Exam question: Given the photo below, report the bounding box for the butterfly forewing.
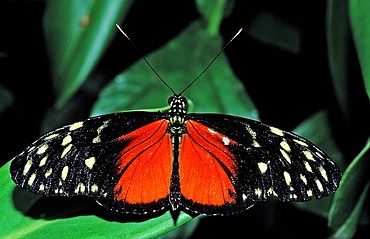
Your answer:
[188,114,341,206]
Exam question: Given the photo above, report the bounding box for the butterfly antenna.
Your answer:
[116,24,176,95]
[179,28,243,95]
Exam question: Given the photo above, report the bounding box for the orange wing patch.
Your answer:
[179,120,239,206]
[113,119,172,204]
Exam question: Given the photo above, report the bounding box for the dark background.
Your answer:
[0,1,368,238]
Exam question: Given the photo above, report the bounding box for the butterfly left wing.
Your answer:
[179,114,341,215]
[10,112,173,214]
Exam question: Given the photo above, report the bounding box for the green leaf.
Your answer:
[91,20,258,120]
[0,161,194,239]
[290,111,346,217]
[195,0,232,35]
[349,0,370,99]
[328,139,370,238]
[43,0,134,108]
[326,0,353,119]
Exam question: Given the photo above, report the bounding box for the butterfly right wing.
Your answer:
[183,114,341,214]
[10,112,173,214]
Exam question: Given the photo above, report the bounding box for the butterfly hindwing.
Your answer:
[187,114,341,209]
[10,112,171,214]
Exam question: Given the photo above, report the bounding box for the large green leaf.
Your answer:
[91,21,258,120]
[328,139,370,238]
[0,161,194,239]
[43,0,133,108]
[326,0,353,118]
[349,0,370,98]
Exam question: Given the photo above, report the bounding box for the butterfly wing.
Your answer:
[179,114,341,215]
[10,112,173,214]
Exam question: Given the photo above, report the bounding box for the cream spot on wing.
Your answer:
[45,168,53,178]
[283,171,292,186]
[61,135,72,146]
[23,160,32,175]
[315,179,324,192]
[61,166,69,180]
[270,127,284,136]
[255,188,263,197]
[245,124,257,139]
[69,121,84,131]
[304,161,313,172]
[258,162,268,174]
[293,139,308,147]
[303,150,315,161]
[319,165,329,181]
[300,174,307,185]
[93,120,111,143]
[44,133,59,141]
[280,149,291,164]
[91,184,99,193]
[36,144,49,155]
[61,144,73,158]
[252,140,261,147]
[85,157,96,169]
[242,193,248,201]
[27,173,37,186]
[280,140,291,152]
[75,183,86,193]
[39,156,48,167]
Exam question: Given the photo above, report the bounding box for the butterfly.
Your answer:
[10,26,341,216]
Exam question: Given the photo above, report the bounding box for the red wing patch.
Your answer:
[179,120,240,206]
[113,119,172,204]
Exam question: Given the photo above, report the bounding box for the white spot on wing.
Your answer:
[222,137,230,146]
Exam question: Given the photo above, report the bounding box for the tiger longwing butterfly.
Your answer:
[10,26,341,216]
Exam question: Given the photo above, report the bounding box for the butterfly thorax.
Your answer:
[167,95,187,135]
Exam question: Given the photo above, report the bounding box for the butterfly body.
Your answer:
[11,95,341,216]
